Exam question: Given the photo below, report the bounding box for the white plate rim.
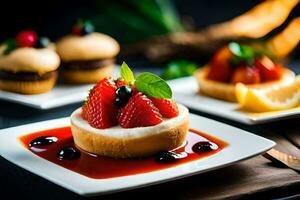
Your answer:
[0,66,120,110]
[0,114,275,196]
[168,76,300,124]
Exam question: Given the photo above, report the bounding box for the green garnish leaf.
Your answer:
[161,60,198,80]
[120,62,135,83]
[229,42,254,58]
[135,72,172,98]
[3,38,16,55]
[229,42,255,66]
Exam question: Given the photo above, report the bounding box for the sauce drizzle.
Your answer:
[20,127,228,179]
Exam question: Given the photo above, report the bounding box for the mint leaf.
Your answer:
[120,62,135,83]
[135,72,172,98]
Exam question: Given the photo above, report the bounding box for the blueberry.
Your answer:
[115,86,133,107]
[155,151,178,163]
[81,21,94,35]
[35,37,50,48]
[57,147,80,160]
[115,97,125,107]
[116,86,132,98]
[192,141,218,153]
[29,136,58,147]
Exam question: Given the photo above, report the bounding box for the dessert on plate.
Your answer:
[0,30,60,94]
[71,62,189,158]
[56,20,120,84]
[194,42,295,102]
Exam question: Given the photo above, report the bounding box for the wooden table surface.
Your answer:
[0,63,300,200]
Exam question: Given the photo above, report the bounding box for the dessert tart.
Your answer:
[71,63,189,158]
[0,30,60,94]
[56,20,120,84]
[195,42,295,102]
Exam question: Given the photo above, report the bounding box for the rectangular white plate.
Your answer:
[169,77,300,124]
[0,114,275,196]
[0,66,120,110]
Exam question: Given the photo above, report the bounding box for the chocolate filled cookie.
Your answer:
[56,21,120,84]
[0,30,60,94]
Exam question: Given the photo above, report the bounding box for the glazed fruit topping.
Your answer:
[3,30,50,55]
[82,62,179,129]
[57,147,80,160]
[117,92,163,128]
[155,151,187,163]
[255,56,283,82]
[192,141,218,153]
[207,42,283,84]
[115,85,133,108]
[35,37,50,49]
[207,46,233,82]
[16,30,38,47]
[150,98,179,118]
[155,151,178,163]
[72,20,95,36]
[82,78,118,129]
[29,136,58,147]
[231,65,260,84]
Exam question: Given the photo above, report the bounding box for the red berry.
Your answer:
[207,46,233,82]
[72,25,82,36]
[82,78,118,129]
[16,30,38,47]
[255,56,283,82]
[150,98,179,118]
[131,84,138,94]
[117,93,163,128]
[231,66,261,84]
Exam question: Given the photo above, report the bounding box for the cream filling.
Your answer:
[71,104,189,139]
[56,33,120,61]
[0,46,60,74]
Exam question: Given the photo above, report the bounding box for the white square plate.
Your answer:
[0,114,275,196]
[169,77,300,124]
[0,66,120,110]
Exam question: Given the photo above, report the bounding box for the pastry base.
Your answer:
[71,114,189,158]
[195,66,296,102]
[0,73,57,94]
[59,64,114,84]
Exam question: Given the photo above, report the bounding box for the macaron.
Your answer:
[0,30,60,94]
[56,20,120,84]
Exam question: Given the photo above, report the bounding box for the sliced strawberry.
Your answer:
[149,98,179,118]
[255,56,283,81]
[118,93,163,128]
[231,65,261,84]
[207,46,233,82]
[82,78,118,129]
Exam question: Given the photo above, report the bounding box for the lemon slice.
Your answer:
[236,77,300,112]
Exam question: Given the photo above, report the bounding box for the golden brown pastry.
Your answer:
[0,30,60,94]
[56,21,120,84]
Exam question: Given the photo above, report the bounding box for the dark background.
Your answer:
[1,0,299,58]
[1,0,299,40]
[2,0,259,40]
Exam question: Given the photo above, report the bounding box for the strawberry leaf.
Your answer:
[135,72,172,98]
[120,62,135,83]
[3,38,16,55]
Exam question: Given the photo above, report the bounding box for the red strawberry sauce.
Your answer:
[19,127,228,179]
